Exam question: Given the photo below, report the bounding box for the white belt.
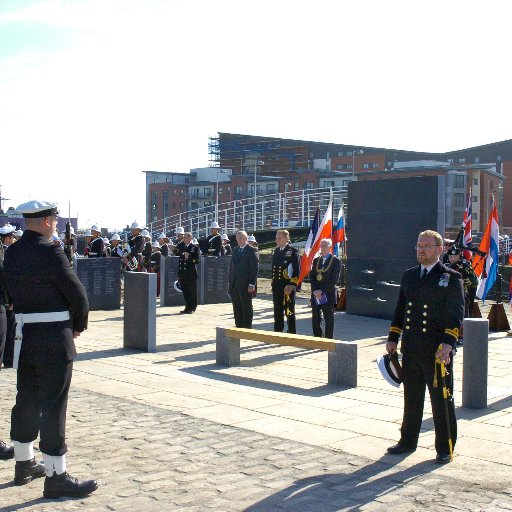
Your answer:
[13,311,71,370]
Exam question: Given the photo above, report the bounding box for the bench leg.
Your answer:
[328,344,357,388]
[216,327,240,366]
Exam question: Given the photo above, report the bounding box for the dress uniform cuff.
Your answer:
[289,277,298,285]
[444,328,460,346]
[388,327,401,343]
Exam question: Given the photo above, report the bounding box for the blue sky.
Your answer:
[1,0,511,230]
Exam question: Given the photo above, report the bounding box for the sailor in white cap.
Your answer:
[247,234,259,252]
[102,237,111,257]
[157,232,170,257]
[0,224,16,254]
[169,227,185,255]
[204,221,223,256]
[140,230,152,271]
[221,233,232,256]
[124,222,144,271]
[87,224,104,258]
[3,200,97,498]
[109,233,123,258]
[13,229,24,241]
[150,242,163,288]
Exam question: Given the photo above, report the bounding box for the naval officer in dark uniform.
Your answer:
[228,231,259,328]
[4,200,97,497]
[309,238,341,339]
[177,232,200,314]
[87,225,104,257]
[386,229,464,464]
[0,256,14,460]
[271,230,300,334]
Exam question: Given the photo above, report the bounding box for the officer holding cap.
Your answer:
[4,200,97,498]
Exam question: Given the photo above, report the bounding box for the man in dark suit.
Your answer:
[271,230,300,334]
[4,200,97,498]
[177,232,200,314]
[386,229,464,464]
[309,239,341,338]
[228,230,259,328]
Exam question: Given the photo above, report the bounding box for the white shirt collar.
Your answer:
[421,260,438,274]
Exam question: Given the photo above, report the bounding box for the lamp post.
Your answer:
[352,149,364,180]
[215,169,227,222]
[253,160,264,231]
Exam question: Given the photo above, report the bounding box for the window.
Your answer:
[235,186,243,196]
[173,189,176,195]
[447,158,454,164]
[305,182,314,189]
[372,163,379,169]
[204,188,211,197]
[362,163,370,169]
[342,180,350,187]
[473,196,478,202]
[337,151,345,157]
[497,155,502,161]
[191,202,198,209]
[474,157,480,163]
[323,181,335,188]
[473,178,479,185]
[458,158,466,164]
[180,189,184,195]
[218,187,223,195]
[473,213,478,220]
[453,193,465,207]
[453,175,465,188]
[266,184,276,194]
[191,188,199,198]
[294,183,299,191]
[453,211,463,225]
[250,185,261,194]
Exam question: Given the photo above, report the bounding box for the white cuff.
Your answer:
[42,453,67,477]
[13,441,34,462]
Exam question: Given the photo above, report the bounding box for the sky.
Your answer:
[1,0,511,231]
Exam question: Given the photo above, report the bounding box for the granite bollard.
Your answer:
[123,272,157,352]
[462,318,489,409]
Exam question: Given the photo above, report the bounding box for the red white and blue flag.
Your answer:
[462,188,472,261]
[474,197,499,301]
[332,201,346,257]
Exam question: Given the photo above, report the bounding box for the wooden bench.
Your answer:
[216,327,357,387]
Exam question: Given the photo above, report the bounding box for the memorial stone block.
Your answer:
[199,256,231,304]
[75,258,122,311]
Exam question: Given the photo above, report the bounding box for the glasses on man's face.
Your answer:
[415,244,440,250]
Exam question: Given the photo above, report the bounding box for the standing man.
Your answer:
[177,232,200,314]
[228,231,259,328]
[309,239,341,338]
[271,230,300,334]
[221,234,232,256]
[170,227,185,255]
[4,200,97,497]
[204,221,223,256]
[386,230,464,464]
[158,233,171,257]
[0,255,14,459]
[0,224,16,368]
[123,221,145,271]
[87,225,104,257]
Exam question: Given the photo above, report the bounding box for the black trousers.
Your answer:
[311,302,335,338]
[399,351,457,454]
[0,304,6,366]
[181,278,197,311]
[11,338,73,456]
[230,287,253,328]
[272,286,296,334]
[2,308,15,366]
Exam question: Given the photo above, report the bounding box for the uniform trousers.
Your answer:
[311,302,335,338]
[11,337,73,456]
[400,350,457,454]
[230,288,253,328]
[272,286,296,334]
[2,308,15,366]
[0,304,6,364]
[181,278,197,312]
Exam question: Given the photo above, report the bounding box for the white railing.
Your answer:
[148,186,348,239]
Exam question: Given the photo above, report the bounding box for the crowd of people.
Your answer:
[0,199,507,501]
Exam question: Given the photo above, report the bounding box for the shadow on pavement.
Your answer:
[243,456,438,512]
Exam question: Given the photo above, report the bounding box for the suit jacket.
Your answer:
[388,261,464,354]
[4,230,89,361]
[309,254,341,305]
[229,245,258,292]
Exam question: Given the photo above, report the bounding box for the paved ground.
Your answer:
[0,293,511,511]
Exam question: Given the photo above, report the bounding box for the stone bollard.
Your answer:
[123,272,157,352]
[462,318,489,409]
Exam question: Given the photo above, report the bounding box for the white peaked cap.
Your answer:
[152,241,160,248]
[221,234,229,240]
[91,224,100,232]
[111,233,121,241]
[131,221,142,229]
[141,229,150,237]
[210,221,220,229]
[248,235,256,242]
[175,227,185,234]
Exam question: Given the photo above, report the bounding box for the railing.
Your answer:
[148,186,348,239]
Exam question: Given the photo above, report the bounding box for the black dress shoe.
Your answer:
[43,472,98,499]
[435,452,451,464]
[14,458,46,485]
[387,443,415,454]
[0,441,14,460]
[179,309,188,314]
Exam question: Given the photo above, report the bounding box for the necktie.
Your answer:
[421,268,428,280]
